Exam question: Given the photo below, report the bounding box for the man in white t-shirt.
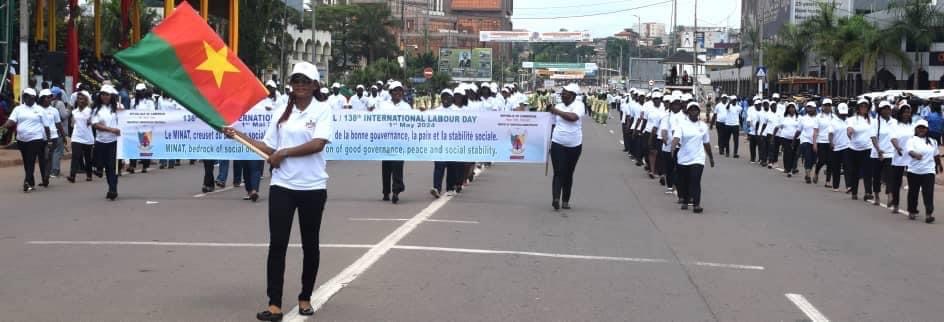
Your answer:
[377,81,411,204]
[723,95,743,158]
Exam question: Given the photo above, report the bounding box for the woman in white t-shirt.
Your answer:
[68,91,95,183]
[905,120,941,223]
[548,83,585,211]
[91,85,123,200]
[798,102,819,183]
[672,102,715,214]
[774,103,800,177]
[828,103,851,192]
[1,88,50,192]
[887,104,915,213]
[224,62,332,321]
[865,101,897,205]
[845,99,874,200]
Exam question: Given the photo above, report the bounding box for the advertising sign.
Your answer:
[438,48,493,82]
[480,30,592,43]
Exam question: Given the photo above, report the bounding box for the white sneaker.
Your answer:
[665,188,674,194]
[445,190,456,196]
[430,188,441,198]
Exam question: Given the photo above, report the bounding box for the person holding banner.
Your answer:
[2,88,50,192]
[377,81,411,204]
[91,85,123,201]
[222,62,331,321]
[431,89,456,198]
[549,83,586,211]
[126,84,155,174]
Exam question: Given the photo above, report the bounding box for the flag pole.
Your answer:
[230,133,271,160]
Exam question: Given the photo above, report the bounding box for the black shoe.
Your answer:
[552,200,560,210]
[392,193,399,204]
[430,188,441,199]
[159,165,166,169]
[804,176,811,184]
[909,213,918,220]
[926,216,935,224]
[40,179,49,187]
[681,204,689,210]
[202,186,213,193]
[851,194,858,200]
[863,194,873,201]
[67,176,76,183]
[659,177,666,186]
[256,310,283,321]
[106,191,117,201]
[787,173,792,178]
[142,168,148,173]
[298,306,314,316]
[382,194,390,201]
[561,202,571,210]
[86,176,93,182]
[250,193,259,203]
[127,168,135,174]
[215,181,225,188]
[733,155,740,159]
[94,170,103,178]
[693,207,704,214]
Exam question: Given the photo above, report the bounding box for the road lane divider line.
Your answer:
[785,293,829,322]
[26,241,374,248]
[688,261,765,271]
[392,245,670,264]
[348,218,479,224]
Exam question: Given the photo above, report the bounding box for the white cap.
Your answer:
[878,101,892,109]
[135,83,147,91]
[356,85,365,90]
[370,85,378,90]
[900,102,912,109]
[822,98,833,105]
[22,88,36,96]
[687,102,701,110]
[78,90,93,102]
[100,85,118,95]
[837,103,849,114]
[915,119,929,129]
[289,62,320,81]
[265,80,277,88]
[786,102,797,107]
[772,93,781,99]
[39,89,53,97]
[805,101,817,107]
[388,81,404,91]
[563,83,581,94]
[666,95,680,103]
[753,99,761,105]
[440,89,453,96]
[856,98,870,106]
[331,82,341,89]
[500,87,510,93]
[651,91,663,99]
[319,88,329,94]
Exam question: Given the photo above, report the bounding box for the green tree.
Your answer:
[309,4,399,74]
[237,0,293,76]
[763,23,811,75]
[840,16,911,85]
[886,0,944,89]
[77,0,161,56]
[805,1,842,85]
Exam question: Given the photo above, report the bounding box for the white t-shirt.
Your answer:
[158,97,181,110]
[846,116,873,151]
[764,111,781,136]
[829,117,851,151]
[815,114,833,144]
[870,117,897,159]
[328,94,345,111]
[131,98,156,110]
[256,97,279,111]
[92,107,120,144]
[9,104,49,142]
[262,101,333,190]
[724,104,742,126]
[350,95,369,111]
[71,107,95,145]
[42,107,62,139]
[712,103,728,123]
[674,118,710,166]
[648,107,668,136]
[906,136,939,175]
[661,111,685,152]
[891,122,915,166]
[378,100,413,111]
[798,115,818,144]
[551,101,585,148]
[777,116,798,139]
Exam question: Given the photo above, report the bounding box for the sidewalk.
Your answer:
[0,147,71,168]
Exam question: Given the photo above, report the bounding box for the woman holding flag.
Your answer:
[224,62,332,321]
[548,83,585,210]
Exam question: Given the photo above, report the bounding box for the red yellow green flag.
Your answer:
[114,2,267,129]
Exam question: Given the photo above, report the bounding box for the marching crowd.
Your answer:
[615,88,943,223]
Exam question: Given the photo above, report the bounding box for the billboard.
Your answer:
[479,30,592,43]
[438,48,493,82]
[451,0,502,11]
[522,62,598,70]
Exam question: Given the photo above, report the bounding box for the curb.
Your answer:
[0,153,72,168]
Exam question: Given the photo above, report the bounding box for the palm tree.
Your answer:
[763,23,811,76]
[840,16,911,87]
[886,0,944,89]
[805,1,842,91]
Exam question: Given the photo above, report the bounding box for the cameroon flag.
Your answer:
[115,2,267,129]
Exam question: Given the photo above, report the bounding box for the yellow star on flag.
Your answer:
[195,41,239,88]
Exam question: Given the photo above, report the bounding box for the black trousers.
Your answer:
[69,142,94,178]
[433,161,462,192]
[266,186,327,308]
[829,149,848,189]
[94,141,118,193]
[845,149,870,196]
[800,142,815,170]
[759,135,771,163]
[660,151,676,189]
[622,123,632,152]
[864,157,890,195]
[677,164,705,206]
[727,125,740,156]
[768,136,781,163]
[381,160,405,195]
[748,135,759,162]
[906,173,934,215]
[550,143,582,202]
[778,137,797,171]
[814,143,831,175]
[17,139,47,187]
[202,160,216,188]
[128,159,151,170]
[887,165,906,208]
[716,122,728,154]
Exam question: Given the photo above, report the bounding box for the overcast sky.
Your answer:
[511,0,742,38]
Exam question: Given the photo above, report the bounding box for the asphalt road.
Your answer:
[1,113,943,321]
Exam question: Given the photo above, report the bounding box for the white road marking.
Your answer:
[193,186,234,198]
[146,201,159,205]
[26,241,764,271]
[348,218,479,224]
[786,293,830,322]
[609,129,615,134]
[283,195,456,321]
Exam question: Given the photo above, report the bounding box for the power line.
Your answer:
[512,0,673,20]
[515,0,634,10]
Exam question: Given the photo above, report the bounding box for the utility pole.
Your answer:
[757,0,765,97]
[693,0,698,100]
[19,0,28,91]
